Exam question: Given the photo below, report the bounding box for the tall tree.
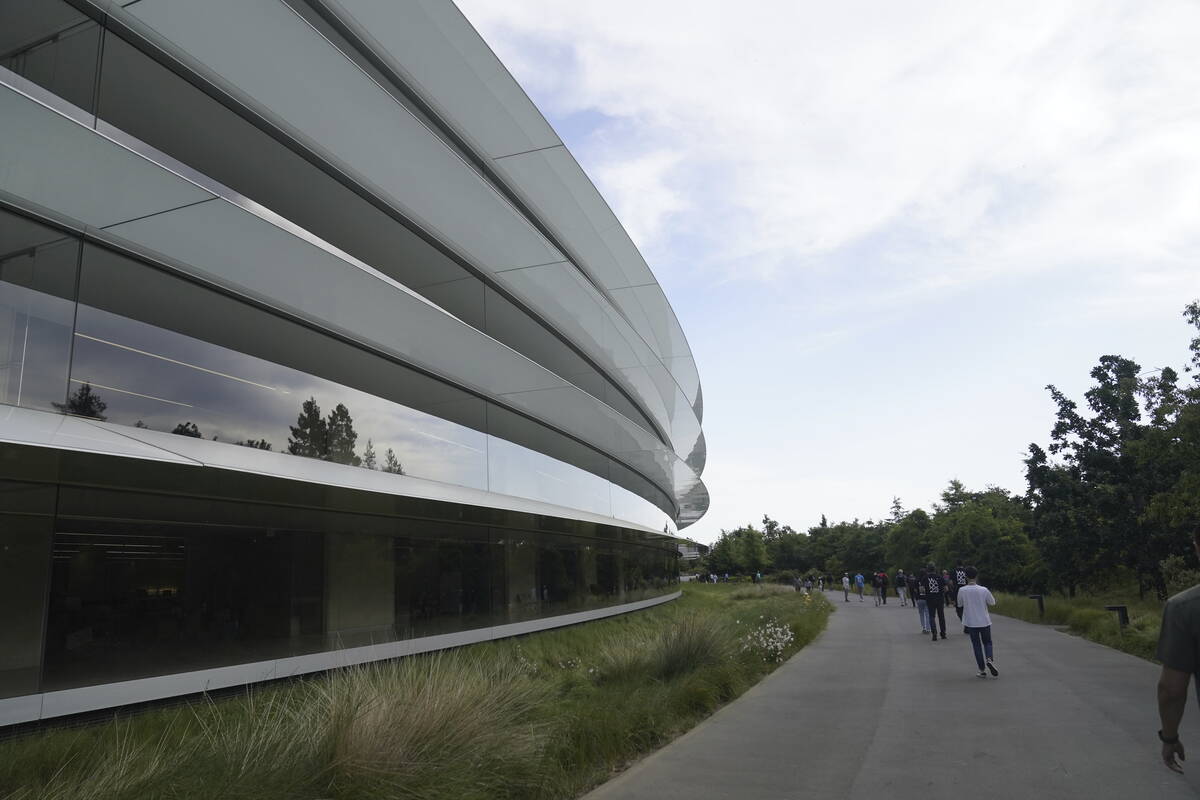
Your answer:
[383,448,404,475]
[53,383,107,420]
[325,403,360,466]
[362,438,377,470]
[288,397,328,458]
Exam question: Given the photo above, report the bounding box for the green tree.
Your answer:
[325,403,360,466]
[363,438,377,470]
[288,397,328,459]
[885,508,932,571]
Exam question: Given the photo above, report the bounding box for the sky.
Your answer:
[455,0,1200,544]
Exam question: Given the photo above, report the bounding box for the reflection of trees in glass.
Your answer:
[383,448,404,475]
[287,397,360,465]
[171,421,202,438]
[53,382,107,420]
[326,403,360,466]
[240,438,272,451]
[363,439,377,470]
[288,397,328,458]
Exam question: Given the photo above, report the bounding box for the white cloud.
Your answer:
[457,0,1200,291]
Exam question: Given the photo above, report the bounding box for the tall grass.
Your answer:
[992,590,1162,661]
[0,584,831,800]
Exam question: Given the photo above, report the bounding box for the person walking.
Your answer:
[879,570,889,604]
[854,572,865,601]
[842,573,851,602]
[1156,527,1200,773]
[914,570,930,633]
[956,566,999,678]
[952,563,969,627]
[895,569,907,606]
[924,566,947,641]
[872,571,883,606]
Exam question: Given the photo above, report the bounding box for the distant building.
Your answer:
[678,541,710,564]
[0,0,707,726]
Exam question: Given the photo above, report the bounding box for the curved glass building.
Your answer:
[0,0,707,726]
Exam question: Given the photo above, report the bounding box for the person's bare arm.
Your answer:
[1158,665,1191,773]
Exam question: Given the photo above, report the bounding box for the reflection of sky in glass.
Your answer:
[0,281,74,412]
[70,305,488,488]
[56,303,675,531]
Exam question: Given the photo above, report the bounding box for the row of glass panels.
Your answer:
[0,0,704,464]
[0,474,678,700]
[0,204,676,531]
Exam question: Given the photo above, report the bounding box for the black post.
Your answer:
[1028,594,1044,618]
[1105,605,1130,628]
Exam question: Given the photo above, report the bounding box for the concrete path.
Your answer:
[583,590,1200,799]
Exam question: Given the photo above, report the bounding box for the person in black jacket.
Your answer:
[952,563,969,625]
[923,565,947,641]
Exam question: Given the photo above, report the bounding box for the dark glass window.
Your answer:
[0,209,79,413]
[42,519,325,691]
[0,509,52,699]
[0,0,100,112]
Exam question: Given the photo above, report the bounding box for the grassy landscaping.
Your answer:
[992,590,1162,661]
[0,583,830,800]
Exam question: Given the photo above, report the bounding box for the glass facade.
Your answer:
[0,468,675,700]
[0,208,674,529]
[0,0,700,720]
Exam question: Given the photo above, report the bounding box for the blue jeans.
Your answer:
[966,625,994,670]
[916,598,929,630]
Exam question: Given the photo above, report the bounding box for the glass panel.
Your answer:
[0,512,52,698]
[122,0,563,272]
[38,468,676,692]
[42,519,325,691]
[0,0,100,112]
[0,209,79,413]
[94,33,479,295]
[331,0,561,159]
[0,85,213,228]
[73,243,487,486]
[66,302,488,487]
[394,521,491,637]
[487,434,610,518]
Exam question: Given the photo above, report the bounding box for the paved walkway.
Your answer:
[583,590,1200,799]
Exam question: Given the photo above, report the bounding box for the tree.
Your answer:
[288,397,328,459]
[383,448,404,475]
[171,421,202,438]
[240,438,272,450]
[325,403,360,466]
[929,486,1036,590]
[363,438,377,470]
[885,508,932,571]
[53,383,106,420]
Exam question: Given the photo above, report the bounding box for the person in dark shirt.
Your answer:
[952,563,969,625]
[1157,527,1200,773]
[878,570,889,605]
[911,570,930,633]
[923,565,947,641]
[907,571,926,631]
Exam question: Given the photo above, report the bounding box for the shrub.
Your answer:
[730,584,795,600]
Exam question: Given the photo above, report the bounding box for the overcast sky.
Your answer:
[456,0,1200,544]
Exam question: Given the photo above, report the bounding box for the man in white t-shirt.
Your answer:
[956,566,999,678]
